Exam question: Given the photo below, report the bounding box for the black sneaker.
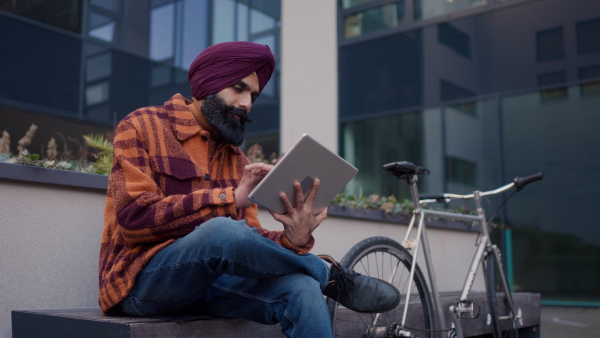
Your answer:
[319,255,401,313]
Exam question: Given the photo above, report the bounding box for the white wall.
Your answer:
[280,0,338,153]
[0,177,483,338]
[0,179,106,338]
[257,209,485,294]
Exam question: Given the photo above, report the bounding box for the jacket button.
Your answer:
[201,135,208,141]
[204,174,210,180]
[219,193,226,200]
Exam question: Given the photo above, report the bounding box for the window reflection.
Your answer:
[182,0,209,68]
[579,65,600,96]
[344,1,405,38]
[86,81,110,105]
[0,0,82,33]
[415,0,487,21]
[86,53,112,82]
[251,7,276,34]
[91,0,120,12]
[502,84,600,301]
[342,112,423,199]
[341,0,380,10]
[89,11,117,43]
[536,27,564,62]
[237,2,249,41]
[213,0,235,44]
[576,17,600,54]
[150,4,175,62]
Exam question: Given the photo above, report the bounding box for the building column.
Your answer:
[280,0,338,153]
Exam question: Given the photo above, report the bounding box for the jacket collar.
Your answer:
[166,93,204,142]
[166,94,241,155]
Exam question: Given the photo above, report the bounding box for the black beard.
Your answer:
[201,94,252,146]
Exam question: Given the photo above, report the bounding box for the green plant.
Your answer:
[83,133,114,175]
[332,191,414,216]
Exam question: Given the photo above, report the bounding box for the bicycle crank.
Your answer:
[365,323,424,338]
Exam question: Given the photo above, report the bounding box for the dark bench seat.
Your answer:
[11,292,540,338]
[12,308,285,338]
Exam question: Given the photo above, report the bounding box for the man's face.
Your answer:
[201,73,259,146]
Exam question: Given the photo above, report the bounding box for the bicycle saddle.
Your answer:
[382,161,430,180]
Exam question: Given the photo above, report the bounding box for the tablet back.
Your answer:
[247,134,358,214]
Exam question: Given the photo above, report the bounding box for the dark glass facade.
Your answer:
[339,0,600,303]
[0,0,281,157]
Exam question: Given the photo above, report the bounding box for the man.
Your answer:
[99,41,399,337]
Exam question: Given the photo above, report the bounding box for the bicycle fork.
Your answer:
[449,191,521,338]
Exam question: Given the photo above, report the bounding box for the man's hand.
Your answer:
[269,179,328,247]
[235,163,273,209]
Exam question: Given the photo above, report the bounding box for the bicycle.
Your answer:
[327,161,543,338]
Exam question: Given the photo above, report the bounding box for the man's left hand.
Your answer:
[269,179,328,247]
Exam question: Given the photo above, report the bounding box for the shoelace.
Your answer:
[333,265,358,301]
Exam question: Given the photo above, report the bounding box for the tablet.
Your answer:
[247,134,358,214]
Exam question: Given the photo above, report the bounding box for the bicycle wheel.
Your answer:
[327,236,435,338]
[485,251,518,338]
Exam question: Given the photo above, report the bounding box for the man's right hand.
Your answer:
[234,163,273,209]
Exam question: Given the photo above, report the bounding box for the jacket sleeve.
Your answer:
[110,120,238,244]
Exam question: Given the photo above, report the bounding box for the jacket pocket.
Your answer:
[150,156,202,195]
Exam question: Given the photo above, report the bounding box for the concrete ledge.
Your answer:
[12,308,285,338]
[0,162,108,190]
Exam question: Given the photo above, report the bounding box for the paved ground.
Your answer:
[540,306,599,337]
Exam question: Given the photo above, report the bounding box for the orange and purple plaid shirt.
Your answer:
[99,94,313,313]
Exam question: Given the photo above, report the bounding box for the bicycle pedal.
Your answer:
[453,301,480,319]
[402,239,418,249]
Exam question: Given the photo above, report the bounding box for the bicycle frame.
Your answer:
[397,175,519,338]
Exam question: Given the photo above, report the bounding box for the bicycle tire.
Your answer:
[327,236,435,338]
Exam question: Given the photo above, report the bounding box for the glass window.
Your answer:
[415,0,487,21]
[212,0,235,44]
[342,112,424,199]
[86,53,112,82]
[91,0,120,12]
[446,156,477,186]
[89,11,117,43]
[579,65,600,96]
[440,79,474,102]
[536,27,564,62]
[86,81,110,106]
[0,15,81,113]
[501,84,600,302]
[151,65,172,88]
[237,2,249,41]
[576,17,600,54]
[251,8,276,34]
[438,23,470,58]
[182,0,209,69]
[341,0,381,10]
[344,1,405,38]
[150,4,175,61]
[0,0,82,33]
[339,32,423,118]
[538,71,568,101]
[444,98,501,194]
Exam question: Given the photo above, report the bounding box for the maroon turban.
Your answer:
[188,41,276,100]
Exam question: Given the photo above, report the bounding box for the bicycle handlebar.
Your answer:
[419,172,544,201]
[513,172,544,191]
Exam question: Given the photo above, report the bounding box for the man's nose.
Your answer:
[238,93,252,112]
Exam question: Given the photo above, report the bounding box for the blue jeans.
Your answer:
[119,217,332,338]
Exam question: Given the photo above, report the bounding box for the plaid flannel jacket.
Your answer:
[99,94,314,313]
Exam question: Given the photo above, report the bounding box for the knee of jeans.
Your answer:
[284,274,324,303]
[191,217,254,244]
[120,296,168,317]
